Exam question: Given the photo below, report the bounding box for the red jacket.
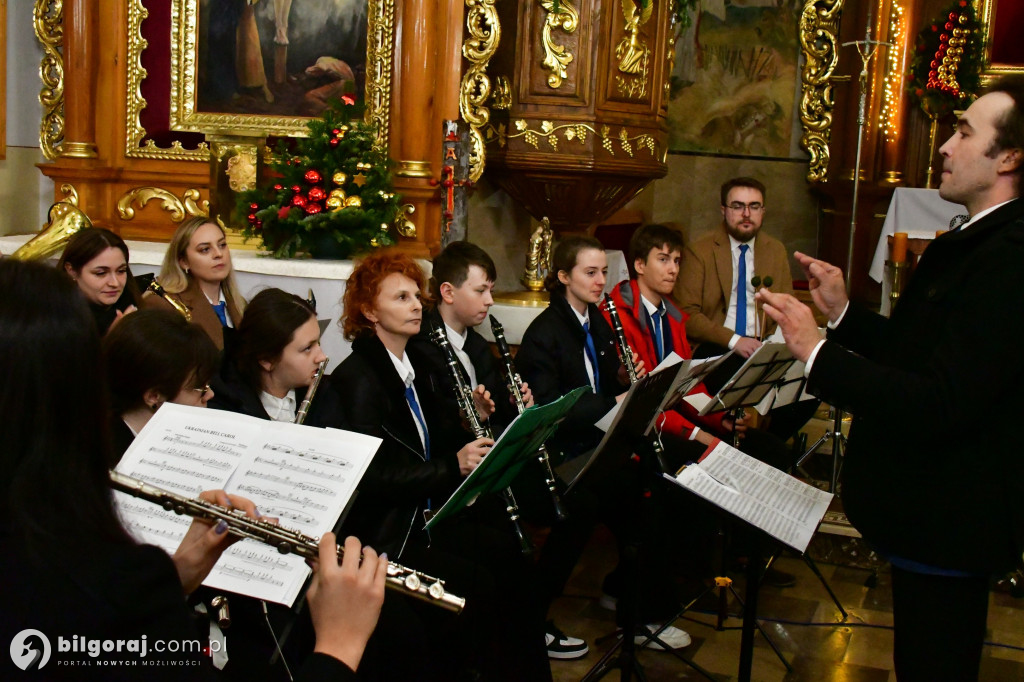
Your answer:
[602,279,725,440]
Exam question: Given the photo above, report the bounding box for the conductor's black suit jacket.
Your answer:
[809,198,1024,574]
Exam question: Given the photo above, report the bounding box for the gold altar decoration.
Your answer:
[977,0,1024,84]
[483,0,672,234]
[615,0,653,99]
[798,0,843,183]
[395,204,418,238]
[168,0,395,148]
[460,0,502,183]
[540,0,579,89]
[12,184,91,261]
[117,187,209,222]
[34,0,65,161]
[521,217,553,291]
[207,134,266,229]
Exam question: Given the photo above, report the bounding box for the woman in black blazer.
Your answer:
[329,251,551,682]
[516,236,693,651]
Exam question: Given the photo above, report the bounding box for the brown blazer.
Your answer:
[140,277,241,350]
[674,224,793,348]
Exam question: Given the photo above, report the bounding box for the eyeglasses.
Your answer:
[192,384,213,400]
[725,202,764,213]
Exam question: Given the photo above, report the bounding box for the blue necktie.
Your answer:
[404,384,430,459]
[650,308,665,363]
[736,244,749,336]
[583,321,600,392]
[212,301,228,327]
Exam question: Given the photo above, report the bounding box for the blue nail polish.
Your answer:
[215,520,228,535]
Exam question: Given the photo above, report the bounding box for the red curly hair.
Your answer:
[342,250,429,340]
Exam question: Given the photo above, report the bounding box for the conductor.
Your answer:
[757,75,1024,681]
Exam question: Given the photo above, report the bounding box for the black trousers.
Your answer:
[890,565,989,682]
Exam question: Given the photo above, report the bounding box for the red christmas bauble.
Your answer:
[291,185,302,194]
[308,187,327,202]
[247,213,257,223]
[305,202,323,215]
[249,203,259,211]
[305,170,323,185]
[292,195,307,208]
[254,220,263,230]
[329,138,340,148]
[273,184,284,191]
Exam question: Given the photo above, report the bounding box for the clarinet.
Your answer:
[295,359,328,425]
[428,323,533,554]
[109,471,465,613]
[489,315,567,522]
[602,294,669,466]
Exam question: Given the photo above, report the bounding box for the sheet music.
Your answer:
[698,343,796,416]
[667,441,833,553]
[114,404,379,605]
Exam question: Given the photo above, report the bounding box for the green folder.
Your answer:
[424,386,588,530]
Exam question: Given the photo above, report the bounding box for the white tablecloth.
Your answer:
[870,188,965,315]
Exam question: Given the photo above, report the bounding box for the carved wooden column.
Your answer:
[60,0,98,158]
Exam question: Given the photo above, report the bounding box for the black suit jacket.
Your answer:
[408,308,517,435]
[328,334,465,557]
[810,198,1024,574]
[515,292,627,461]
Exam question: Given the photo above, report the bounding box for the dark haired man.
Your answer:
[410,241,595,661]
[758,76,1024,680]
[675,177,793,359]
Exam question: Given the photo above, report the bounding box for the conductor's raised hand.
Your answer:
[457,436,494,475]
[307,533,387,673]
[755,289,822,363]
[794,252,848,323]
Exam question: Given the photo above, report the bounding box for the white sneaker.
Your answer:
[545,621,589,660]
[634,624,691,650]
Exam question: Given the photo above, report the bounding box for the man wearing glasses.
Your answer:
[675,177,793,359]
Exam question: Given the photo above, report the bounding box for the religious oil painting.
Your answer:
[169,0,394,140]
[667,0,803,158]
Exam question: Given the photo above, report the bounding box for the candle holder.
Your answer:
[887,260,908,312]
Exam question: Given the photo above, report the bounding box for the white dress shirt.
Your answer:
[387,348,428,452]
[445,323,478,387]
[723,235,757,348]
[260,389,297,422]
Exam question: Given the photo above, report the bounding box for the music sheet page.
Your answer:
[114,404,379,605]
[668,441,833,553]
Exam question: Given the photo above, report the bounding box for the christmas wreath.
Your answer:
[907,0,983,119]
[238,100,401,259]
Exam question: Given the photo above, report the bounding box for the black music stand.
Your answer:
[660,442,834,682]
[574,360,726,682]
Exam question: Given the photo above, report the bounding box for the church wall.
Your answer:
[2,0,54,237]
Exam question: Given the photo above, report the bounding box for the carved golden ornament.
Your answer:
[489,120,657,158]
[615,0,653,98]
[461,0,502,183]
[394,204,417,238]
[798,0,843,183]
[396,160,432,178]
[34,0,64,161]
[11,185,91,261]
[117,188,210,222]
[491,77,512,110]
[540,0,579,89]
[522,218,553,292]
[124,0,208,160]
[225,152,258,192]
[363,0,397,149]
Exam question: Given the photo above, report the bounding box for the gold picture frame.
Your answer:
[977,0,1024,84]
[126,0,395,160]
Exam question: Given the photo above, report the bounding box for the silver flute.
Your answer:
[428,323,533,554]
[489,315,567,522]
[295,359,328,425]
[109,470,465,613]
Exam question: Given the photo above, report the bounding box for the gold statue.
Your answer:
[11,184,92,261]
[616,0,652,75]
[521,217,554,292]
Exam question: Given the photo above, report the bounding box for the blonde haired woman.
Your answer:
[142,217,245,349]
